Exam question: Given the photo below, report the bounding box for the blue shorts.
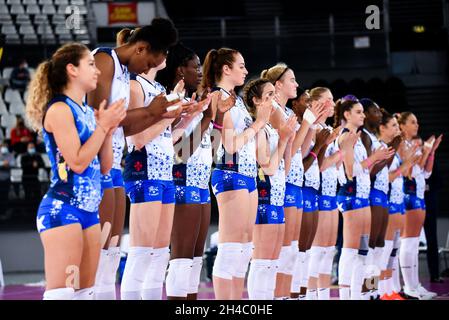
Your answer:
[389,202,405,215]
[256,204,285,225]
[211,169,257,196]
[284,183,303,209]
[101,174,114,190]
[319,195,338,211]
[102,169,124,190]
[36,195,99,233]
[370,189,389,209]
[302,186,319,213]
[125,180,175,204]
[336,196,370,213]
[175,186,211,204]
[404,194,426,211]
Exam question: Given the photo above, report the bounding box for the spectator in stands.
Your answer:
[20,141,44,201]
[10,59,31,91]
[10,115,33,154]
[0,141,15,204]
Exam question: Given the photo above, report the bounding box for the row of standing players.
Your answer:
[24,17,443,300]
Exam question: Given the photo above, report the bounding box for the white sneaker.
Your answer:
[416,284,437,298]
[404,286,432,300]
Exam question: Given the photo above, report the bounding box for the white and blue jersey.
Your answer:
[37,95,101,233]
[403,141,428,210]
[282,106,304,210]
[124,74,175,204]
[364,129,389,208]
[336,128,371,213]
[388,153,405,214]
[92,47,130,188]
[256,124,285,224]
[303,139,320,213]
[319,142,338,211]
[174,111,213,204]
[212,88,257,195]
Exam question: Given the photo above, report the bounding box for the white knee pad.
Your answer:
[212,242,242,280]
[143,247,170,290]
[94,249,108,289]
[277,246,293,275]
[235,242,253,278]
[188,256,203,294]
[73,287,94,300]
[338,248,358,286]
[96,247,121,300]
[165,258,193,298]
[350,255,365,300]
[266,260,278,299]
[120,246,153,300]
[300,250,311,288]
[381,241,393,271]
[43,287,75,300]
[373,247,384,274]
[308,246,325,279]
[318,246,336,275]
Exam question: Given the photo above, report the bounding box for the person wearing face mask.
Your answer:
[10,116,34,154]
[0,142,15,205]
[20,142,45,201]
[10,59,31,91]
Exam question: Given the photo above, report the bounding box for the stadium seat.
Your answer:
[1,114,17,130]
[16,14,32,24]
[51,13,65,24]
[6,0,21,5]
[39,0,54,5]
[71,0,85,5]
[10,168,23,183]
[0,97,8,116]
[58,33,73,43]
[23,0,38,5]
[9,100,25,115]
[40,33,57,44]
[4,88,23,104]
[26,4,41,15]
[55,0,69,5]
[1,25,16,36]
[10,4,25,15]
[2,67,14,80]
[0,6,8,15]
[42,4,56,15]
[57,4,69,14]
[0,13,13,24]
[33,14,49,24]
[36,24,53,35]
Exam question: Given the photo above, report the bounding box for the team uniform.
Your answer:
[319,142,339,211]
[388,153,405,214]
[283,107,304,210]
[211,88,258,196]
[37,95,101,233]
[404,158,428,211]
[364,129,390,209]
[303,140,321,213]
[123,74,176,204]
[336,128,371,213]
[173,107,213,205]
[255,124,286,225]
[92,47,130,190]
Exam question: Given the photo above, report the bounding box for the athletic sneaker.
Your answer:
[403,286,432,300]
[390,292,406,300]
[416,284,437,298]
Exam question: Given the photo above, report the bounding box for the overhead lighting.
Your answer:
[413,25,426,33]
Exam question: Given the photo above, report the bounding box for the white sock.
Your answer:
[317,288,330,300]
[120,247,153,300]
[306,289,317,300]
[412,237,420,288]
[247,259,271,300]
[339,287,350,300]
[378,279,385,296]
[142,247,170,300]
[392,254,401,292]
[290,250,304,293]
[73,287,94,300]
[385,277,393,295]
[266,260,278,300]
[94,249,108,299]
[96,247,121,300]
[373,246,384,276]
[188,257,203,295]
[399,237,417,290]
[351,254,366,300]
[338,248,358,288]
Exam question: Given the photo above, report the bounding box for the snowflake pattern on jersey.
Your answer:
[389,154,404,204]
[304,141,320,190]
[70,175,102,212]
[146,126,174,181]
[321,143,338,196]
[265,124,286,206]
[216,97,257,178]
[187,123,213,189]
[112,127,125,170]
[354,137,371,198]
[284,107,304,186]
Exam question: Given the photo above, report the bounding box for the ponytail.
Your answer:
[201,47,239,89]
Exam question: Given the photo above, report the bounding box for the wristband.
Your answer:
[310,151,317,160]
[303,108,317,125]
[212,121,223,130]
[310,124,318,130]
[166,92,185,102]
